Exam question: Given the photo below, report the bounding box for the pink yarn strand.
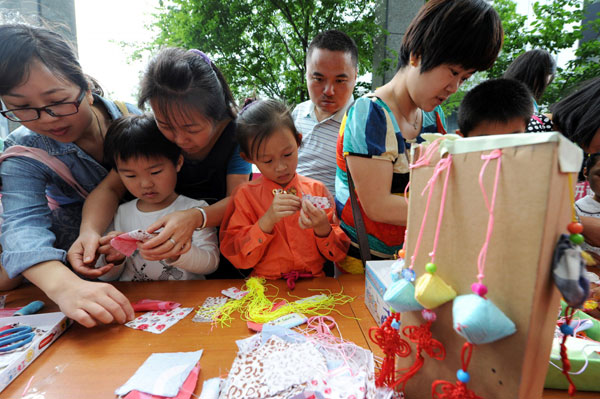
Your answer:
[410,173,436,269]
[429,156,453,263]
[410,155,452,268]
[408,136,451,268]
[410,138,445,170]
[476,149,502,284]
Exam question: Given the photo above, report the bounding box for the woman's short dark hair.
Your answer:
[236,99,301,159]
[104,113,182,169]
[0,24,101,95]
[551,77,600,150]
[504,49,556,102]
[138,47,236,127]
[397,0,503,73]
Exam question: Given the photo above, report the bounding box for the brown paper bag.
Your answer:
[399,133,583,398]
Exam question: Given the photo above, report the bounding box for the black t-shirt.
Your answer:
[176,120,237,204]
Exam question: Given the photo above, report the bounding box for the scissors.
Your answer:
[0,325,35,353]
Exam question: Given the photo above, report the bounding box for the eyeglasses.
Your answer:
[1,90,86,122]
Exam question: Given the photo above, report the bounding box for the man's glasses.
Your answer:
[1,89,86,122]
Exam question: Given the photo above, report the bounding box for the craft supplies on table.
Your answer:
[0,312,70,393]
[116,350,203,398]
[365,260,395,325]
[204,277,354,327]
[210,320,391,399]
[125,307,194,334]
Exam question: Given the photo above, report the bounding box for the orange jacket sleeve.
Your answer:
[219,186,275,269]
[313,186,350,262]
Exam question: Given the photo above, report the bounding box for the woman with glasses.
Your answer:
[0,24,137,327]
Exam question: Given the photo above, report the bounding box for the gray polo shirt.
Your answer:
[292,97,354,194]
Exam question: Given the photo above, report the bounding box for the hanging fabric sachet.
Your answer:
[378,137,452,393]
[451,149,516,345]
[412,153,457,309]
[433,149,516,398]
[383,138,448,313]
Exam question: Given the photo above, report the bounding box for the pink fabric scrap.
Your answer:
[246,300,288,332]
[111,229,155,256]
[124,364,200,399]
[132,299,182,312]
[0,308,21,318]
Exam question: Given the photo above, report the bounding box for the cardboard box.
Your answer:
[400,133,582,398]
[364,260,395,325]
[0,312,71,393]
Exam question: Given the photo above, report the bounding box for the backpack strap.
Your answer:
[0,146,89,199]
[114,101,130,116]
[345,157,371,266]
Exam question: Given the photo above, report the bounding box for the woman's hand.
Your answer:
[68,231,114,278]
[24,261,134,328]
[258,193,301,234]
[53,278,134,327]
[298,200,331,237]
[138,209,198,261]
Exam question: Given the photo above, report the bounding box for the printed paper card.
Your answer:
[221,287,248,300]
[302,194,331,210]
[193,297,229,323]
[125,307,193,334]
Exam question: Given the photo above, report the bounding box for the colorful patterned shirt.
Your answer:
[335,95,446,256]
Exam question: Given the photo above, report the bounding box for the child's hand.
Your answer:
[298,199,332,237]
[99,231,126,266]
[259,193,301,234]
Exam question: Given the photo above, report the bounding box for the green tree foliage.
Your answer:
[442,0,600,116]
[146,0,382,106]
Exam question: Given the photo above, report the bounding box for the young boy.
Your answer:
[576,153,600,263]
[96,114,219,281]
[457,78,534,137]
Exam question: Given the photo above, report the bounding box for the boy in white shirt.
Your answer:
[96,114,219,281]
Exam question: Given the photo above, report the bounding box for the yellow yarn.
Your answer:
[581,250,596,266]
[211,277,355,327]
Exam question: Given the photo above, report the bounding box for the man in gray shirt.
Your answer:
[292,30,358,194]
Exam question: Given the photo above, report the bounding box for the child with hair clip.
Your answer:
[96,114,219,281]
[220,99,350,280]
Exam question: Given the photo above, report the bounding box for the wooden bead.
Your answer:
[567,222,583,234]
[425,262,437,273]
[569,233,584,245]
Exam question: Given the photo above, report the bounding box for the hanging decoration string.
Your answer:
[368,312,412,387]
[427,155,453,264]
[431,149,503,399]
[431,343,482,399]
[392,312,445,392]
[473,149,502,296]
